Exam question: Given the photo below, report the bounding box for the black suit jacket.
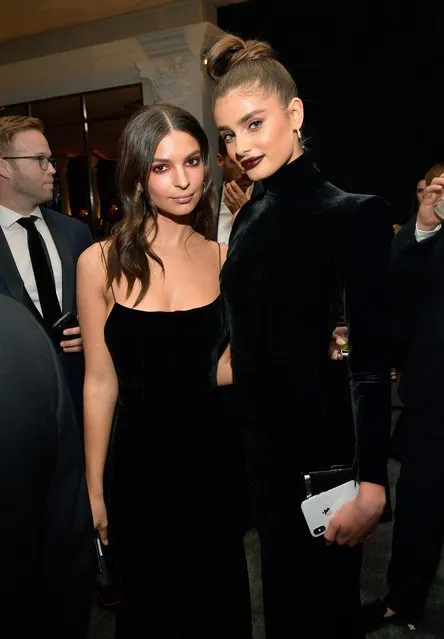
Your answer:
[0,295,94,638]
[0,208,92,424]
[221,153,392,516]
[391,217,444,416]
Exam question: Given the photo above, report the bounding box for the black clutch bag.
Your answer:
[303,465,355,499]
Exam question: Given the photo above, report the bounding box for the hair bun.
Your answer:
[205,35,275,82]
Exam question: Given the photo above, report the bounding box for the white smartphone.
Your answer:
[301,480,359,537]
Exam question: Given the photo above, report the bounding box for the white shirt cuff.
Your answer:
[415,224,441,242]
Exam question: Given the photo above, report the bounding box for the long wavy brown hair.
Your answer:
[106,104,217,306]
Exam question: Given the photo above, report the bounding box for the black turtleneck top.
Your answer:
[221,152,392,493]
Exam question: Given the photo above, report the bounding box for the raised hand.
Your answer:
[417,173,444,231]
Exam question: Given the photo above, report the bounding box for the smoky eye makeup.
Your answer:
[221,131,234,143]
[151,164,168,174]
[186,155,202,166]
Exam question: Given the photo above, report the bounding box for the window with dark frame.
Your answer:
[1,83,143,238]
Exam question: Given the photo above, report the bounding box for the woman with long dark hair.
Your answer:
[205,35,392,638]
[77,104,251,638]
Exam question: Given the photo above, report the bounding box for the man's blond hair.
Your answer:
[0,115,45,156]
[425,161,444,186]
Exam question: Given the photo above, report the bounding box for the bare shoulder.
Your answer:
[189,233,228,266]
[77,240,109,275]
[218,242,229,265]
[207,240,228,259]
[206,238,228,266]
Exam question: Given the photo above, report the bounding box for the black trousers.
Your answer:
[242,416,364,639]
[386,409,444,620]
[257,513,363,639]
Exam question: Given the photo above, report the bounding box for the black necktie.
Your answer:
[17,215,61,325]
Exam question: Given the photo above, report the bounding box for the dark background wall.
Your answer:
[218,0,443,223]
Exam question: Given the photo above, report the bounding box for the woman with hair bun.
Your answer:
[206,34,392,638]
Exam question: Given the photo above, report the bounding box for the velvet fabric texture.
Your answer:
[104,297,252,638]
[221,152,393,517]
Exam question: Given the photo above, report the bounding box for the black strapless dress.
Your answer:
[104,297,251,638]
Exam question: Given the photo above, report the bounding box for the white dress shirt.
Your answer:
[0,205,63,315]
[217,187,233,245]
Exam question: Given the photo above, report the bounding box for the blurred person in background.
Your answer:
[0,294,94,638]
[0,116,92,428]
[215,136,262,243]
[363,170,444,632]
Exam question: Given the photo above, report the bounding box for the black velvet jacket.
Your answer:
[221,153,392,500]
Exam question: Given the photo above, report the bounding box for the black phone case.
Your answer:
[94,533,121,607]
[52,313,78,341]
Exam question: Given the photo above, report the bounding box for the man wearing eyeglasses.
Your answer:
[0,115,92,428]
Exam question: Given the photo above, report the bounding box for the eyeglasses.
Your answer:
[2,154,57,171]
